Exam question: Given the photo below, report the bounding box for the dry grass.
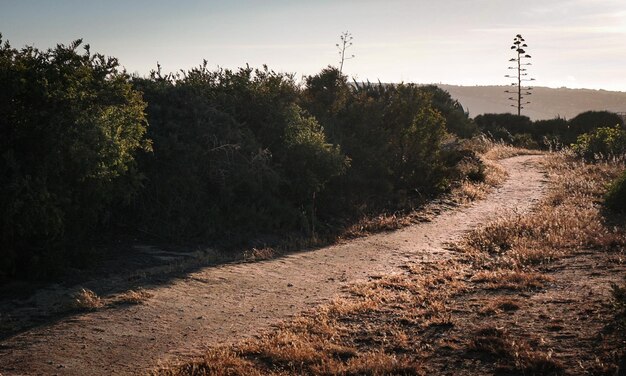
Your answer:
[152,261,464,375]
[462,136,542,161]
[471,270,553,291]
[114,288,153,305]
[243,247,277,261]
[468,326,564,374]
[153,152,626,374]
[462,153,626,272]
[68,288,104,311]
[342,212,422,239]
[479,297,521,316]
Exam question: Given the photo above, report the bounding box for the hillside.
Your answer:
[437,84,626,120]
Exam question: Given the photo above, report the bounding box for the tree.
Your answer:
[505,34,535,116]
[0,36,149,278]
[336,31,355,75]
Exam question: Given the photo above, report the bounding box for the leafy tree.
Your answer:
[0,36,149,278]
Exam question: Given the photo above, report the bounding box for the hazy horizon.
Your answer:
[2,0,625,91]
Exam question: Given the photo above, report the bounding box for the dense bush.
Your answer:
[1,39,485,279]
[131,64,347,240]
[420,85,477,138]
[572,125,626,160]
[532,118,569,149]
[475,111,625,150]
[474,113,533,144]
[605,171,626,213]
[568,111,624,143]
[0,37,149,278]
[302,69,454,217]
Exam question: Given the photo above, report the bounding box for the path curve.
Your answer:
[0,155,547,376]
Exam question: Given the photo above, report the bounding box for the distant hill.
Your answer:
[436,84,626,121]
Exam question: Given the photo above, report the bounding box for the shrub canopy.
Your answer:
[131,64,348,239]
[0,37,149,277]
[572,125,626,160]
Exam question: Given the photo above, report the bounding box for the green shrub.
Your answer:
[0,37,149,278]
[567,111,624,144]
[131,64,347,240]
[511,133,539,149]
[420,85,477,138]
[605,171,626,213]
[474,114,533,143]
[572,125,626,160]
[303,70,450,216]
[533,118,568,149]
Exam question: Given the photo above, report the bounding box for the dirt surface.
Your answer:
[0,155,547,376]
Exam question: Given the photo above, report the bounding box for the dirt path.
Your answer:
[0,155,547,376]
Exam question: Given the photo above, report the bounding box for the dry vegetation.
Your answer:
[113,288,153,305]
[342,138,535,239]
[62,287,153,313]
[152,151,626,375]
[68,288,104,311]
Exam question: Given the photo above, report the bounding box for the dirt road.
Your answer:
[0,155,546,376]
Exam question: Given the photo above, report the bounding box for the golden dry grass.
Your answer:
[468,326,564,374]
[461,136,542,161]
[114,288,153,305]
[152,260,464,375]
[243,247,277,261]
[470,270,553,290]
[461,153,626,272]
[479,297,521,316]
[68,288,104,311]
[152,152,626,375]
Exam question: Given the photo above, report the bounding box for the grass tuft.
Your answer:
[468,326,564,375]
[69,288,104,311]
[114,288,153,305]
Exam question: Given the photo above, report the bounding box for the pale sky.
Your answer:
[1,0,626,91]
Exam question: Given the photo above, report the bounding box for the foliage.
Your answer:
[0,36,149,278]
[571,125,626,160]
[1,38,493,279]
[131,64,347,240]
[475,111,626,150]
[474,113,533,143]
[420,85,477,138]
[605,170,626,213]
[533,117,568,149]
[567,111,624,143]
[302,69,451,217]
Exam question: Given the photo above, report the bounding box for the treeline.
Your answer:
[1,39,476,279]
[474,111,625,150]
[3,38,623,279]
[131,66,476,241]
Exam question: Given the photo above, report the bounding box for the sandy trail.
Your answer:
[0,155,547,376]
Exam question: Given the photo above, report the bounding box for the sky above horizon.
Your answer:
[2,0,626,91]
